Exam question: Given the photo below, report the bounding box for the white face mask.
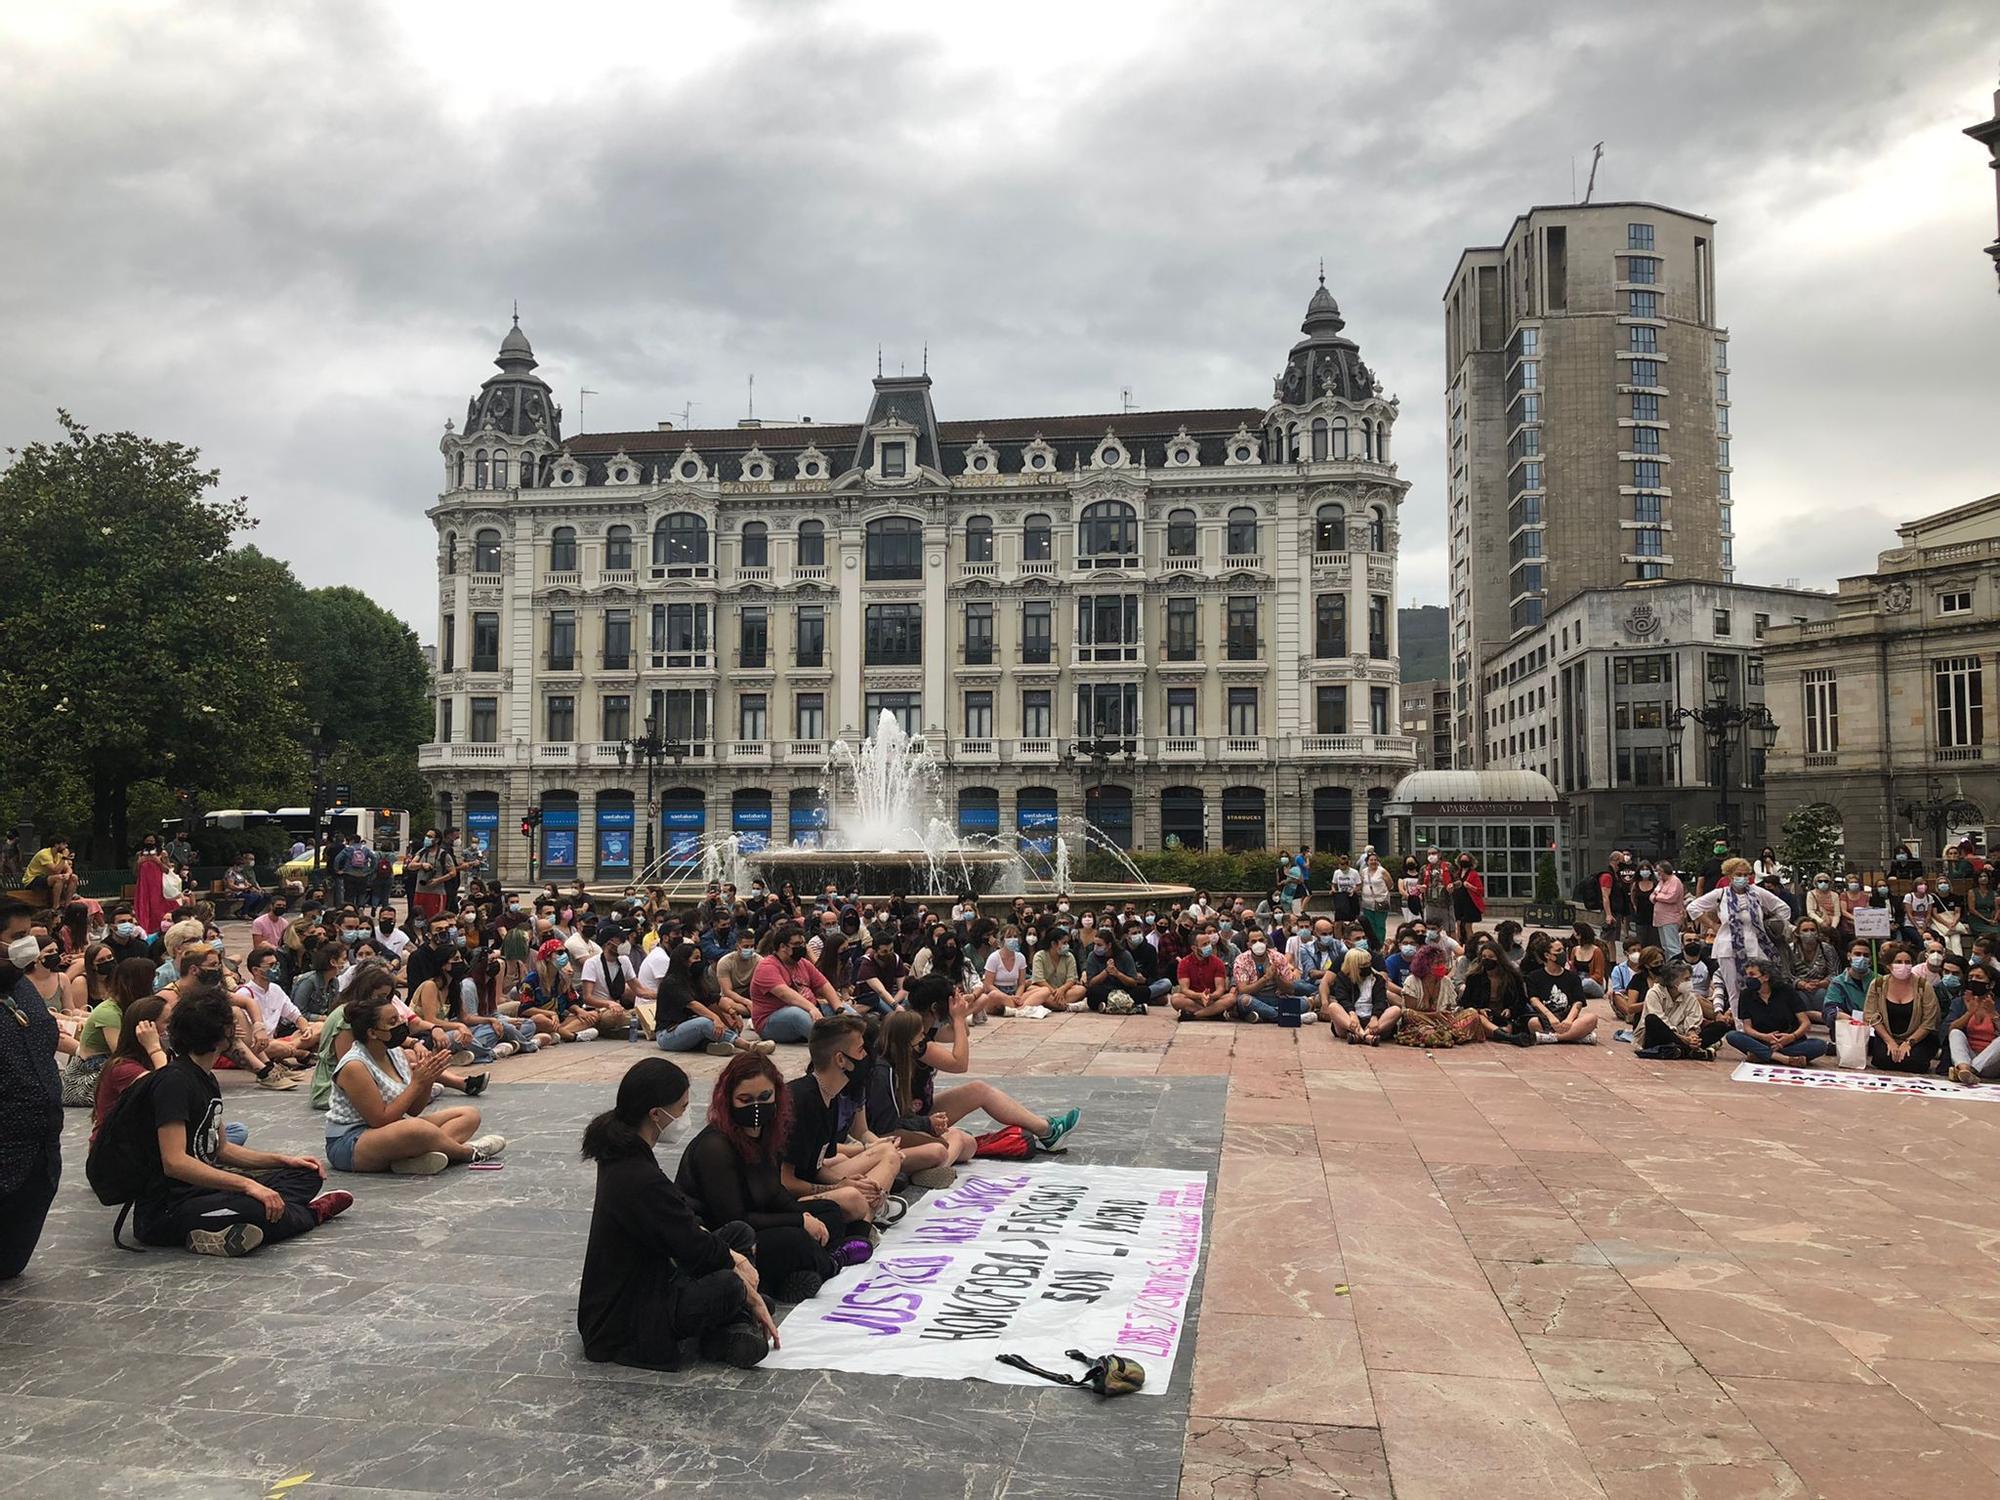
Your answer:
[654,1107,689,1145]
[5,936,41,970]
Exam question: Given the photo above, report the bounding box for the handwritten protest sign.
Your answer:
[762,1162,1208,1392]
[1731,1060,2000,1101]
[1851,907,1892,940]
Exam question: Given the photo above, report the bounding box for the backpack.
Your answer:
[1093,988,1142,1016]
[1573,869,1603,905]
[340,844,377,878]
[973,1125,1047,1159]
[85,1068,166,1251]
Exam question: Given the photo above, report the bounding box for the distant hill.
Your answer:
[1399,605,1448,683]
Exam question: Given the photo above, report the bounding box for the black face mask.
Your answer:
[731,1099,776,1130]
[385,1022,411,1049]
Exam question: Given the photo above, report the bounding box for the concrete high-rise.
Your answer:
[1443,202,1730,768]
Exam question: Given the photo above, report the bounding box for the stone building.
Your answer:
[421,284,1417,881]
[1399,679,1452,771]
[1479,579,1835,877]
[1443,202,1730,770]
[1763,493,2000,861]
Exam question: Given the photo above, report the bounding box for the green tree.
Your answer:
[0,414,305,863]
[1679,823,1728,876]
[1780,804,1845,881]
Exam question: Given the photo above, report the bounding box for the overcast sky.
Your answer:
[3,1,1996,642]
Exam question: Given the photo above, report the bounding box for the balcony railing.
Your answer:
[960,561,998,579]
[728,741,770,762]
[543,571,582,588]
[1019,559,1057,576]
[1312,550,1350,570]
[1159,738,1203,760]
[1222,736,1268,757]
[1014,738,1056,760]
[955,739,998,759]
[601,569,637,585]
[792,564,829,582]
[1937,745,1989,764]
[784,741,829,764]
[737,566,771,584]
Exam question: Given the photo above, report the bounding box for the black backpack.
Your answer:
[1572,869,1601,905]
[85,1068,165,1251]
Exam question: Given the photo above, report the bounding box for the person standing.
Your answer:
[1684,858,1792,1007]
[0,901,63,1279]
[1650,860,1688,957]
[1357,852,1393,948]
[134,835,170,936]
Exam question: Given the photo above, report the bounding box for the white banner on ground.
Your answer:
[1731,1060,2000,1101]
[761,1162,1208,1393]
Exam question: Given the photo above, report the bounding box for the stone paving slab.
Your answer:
[13,1002,2000,1496]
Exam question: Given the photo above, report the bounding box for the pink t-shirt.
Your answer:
[750,953,827,1030]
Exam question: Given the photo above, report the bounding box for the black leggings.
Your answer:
[1868,1033,1939,1073]
[134,1166,323,1250]
[1641,1015,1731,1057]
[0,1145,60,1281]
[752,1200,843,1284]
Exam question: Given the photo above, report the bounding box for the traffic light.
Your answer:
[521,817,533,838]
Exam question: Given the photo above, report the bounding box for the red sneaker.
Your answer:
[309,1190,355,1225]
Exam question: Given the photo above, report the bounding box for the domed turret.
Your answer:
[1274,268,1378,407]
[464,311,560,443]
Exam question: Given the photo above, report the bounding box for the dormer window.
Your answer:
[612,465,630,484]
[882,443,907,479]
[971,454,989,472]
[1099,447,1120,466]
[679,459,700,480]
[1028,453,1047,470]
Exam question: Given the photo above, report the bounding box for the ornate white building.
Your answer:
[422,281,1417,881]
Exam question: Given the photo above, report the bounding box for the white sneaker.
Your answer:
[575,1027,600,1043]
[448,1049,476,1068]
[468,1134,507,1163]
[390,1151,449,1176]
[492,1042,518,1059]
[1535,1032,1560,1044]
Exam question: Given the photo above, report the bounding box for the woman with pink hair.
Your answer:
[1392,944,1484,1048]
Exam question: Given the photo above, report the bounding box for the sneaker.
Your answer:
[969,1008,988,1026]
[1242,1009,1262,1024]
[705,1039,739,1056]
[1612,1028,1636,1044]
[1535,1031,1560,1045]
[574,1027,600,1043]
[492,1042,518,1059]
[999,1006,1020,1019]
[468,1134,508,1163]
[754,1038,778,1055]
[1951,1064,1977,1086]
[776,1270,825,1302]
[519,1039,541,1053]
[256,1067,299,1091]
[390,1151,450,1176]
[309,1190,355,1225]
[909,1166,957,1190]
[1576,1032,1599,1046]
[448,1049,477,1068]
[1038,1107,1081,1151]
[1175,1009,1194,1024]
[186,1223,264,1258]
[873,1194,910,1228]
[831,1236,874,1268]
[698,1321,770,1369]
[462,1073,489,1098]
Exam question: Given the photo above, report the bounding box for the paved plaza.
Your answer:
[8,1006,2000,1498]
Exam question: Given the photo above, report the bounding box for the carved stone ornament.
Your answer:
[1880,581,1914,614]
[1624,603,1661,638]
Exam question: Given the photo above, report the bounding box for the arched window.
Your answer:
[1084,785,1133,850]
[1311,787,1352,853]
[1161,786,1205,850]
[473,449,489,489]
[797,519,826,568]
[1016,786,1059,855]
[1166,508,1198,558]
[1368,506,1387,553]
[1362,420,1376,463]
[1311,418,1330,461]
[1315,505,1347,551]
[654,513,709,568]
[865,516,923,580]
[965,515,994,564]
[1226,507,1259,557]
[550,526,577,571]
[1022,513,1052,562]
[957,787,1000,840]
[473,528,501,573]
[1077,500,1137,565]
[741,521,769,569]
[1289,424,1303,462]
[492,451,510,488]
[443,531,457,575]
[1331,418,1349,460]
[605,525,633,571]
[454,453,466,489]
[1221,786,1268,851]
[1378,423,1390,464]
[520,452,535,489]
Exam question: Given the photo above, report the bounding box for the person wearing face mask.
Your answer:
[132,835,171,936]
[977,925,1031,1018]
[1823,941,1876,1034]
[1173,925,1237,1021]
[1837,876,1869,946]
[1803,873,1843,943]
[326,982,503,1175]
[577,1057,781,1370]
[0,901,64,1279]
[521,938,600,1043]
[1722,958,1827,1066]
[1324,946,1400,1043]
[1930,877,1966,957]
[677,1053,867,1293]
[1648,861,1689,958]
[1900,880,1937,948]
[1683,857,1793,1008]
[781,1017,905,1228]
[237,946,322,1069]
[1635,948,1731,1060]
[1862,943,1942,1073]
[1789,919,1838,1015]
[1357,854,1393,948]
[1229,927,1297,1024]
[1021,929,1087,1012]
[749,922,854,1044]
[1946,967,2000,1085]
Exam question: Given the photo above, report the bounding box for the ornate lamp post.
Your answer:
[1669,694,1777,844]
[616,711,690,873]
[1897,775,1981,862]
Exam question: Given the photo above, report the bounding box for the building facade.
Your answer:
[1443,201,1731,770]
[1479,580,1835,878]
[422,285,1418,882]
[1763,494,2000,862]
[1399,678,1452,771]
[1967,75,2000,293]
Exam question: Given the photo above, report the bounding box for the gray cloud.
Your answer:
[2,0,1994,640]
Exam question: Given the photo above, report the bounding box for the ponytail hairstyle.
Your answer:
[883,1008,930,1118]
[580,1057,691,1163]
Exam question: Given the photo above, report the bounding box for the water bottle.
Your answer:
[627,1011,641,1043]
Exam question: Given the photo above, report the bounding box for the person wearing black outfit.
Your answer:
[1522,935,1600,1044]
[674,1052,867,1296]
[577,1058,778,1370]
[1723,959,1829,1066]
[130,988,345,1256]
[1459,948,1537,1046]
[1,901,64,1280]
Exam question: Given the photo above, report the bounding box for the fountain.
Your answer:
[622,711,1191,901]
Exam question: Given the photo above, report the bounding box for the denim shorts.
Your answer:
[326,1123,367,1173]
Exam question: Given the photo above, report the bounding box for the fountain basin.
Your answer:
[742,846,1019,898]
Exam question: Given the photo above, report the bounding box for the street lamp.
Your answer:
[305,720,332,882]
[1897,775,1981,862]
[1669,694,1777,845]
[616,711,690,874]
[1064,733,1135,834]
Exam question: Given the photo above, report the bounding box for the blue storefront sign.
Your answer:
[662,798,705,860]
[597,800,634,871]
[1018,795,1058,857]
[732,797,772,854]
[789,798,827,850]
[465,800,499,859]
[542,800,579,872]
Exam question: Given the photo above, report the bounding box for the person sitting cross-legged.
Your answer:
[1171,926,1236,1021]
[781,1016,905,1231]
[1636,948,1732,1060]
[1947,966,2000,1085]
[113,986,346,1257]
[749,923,854,1045]
[1322,947,1400,1043]
[1229,927,1295,1023]
[1018,927,1087,1012]
[325,978,505,1176]
[655,942,771,1057]
[1723,957,1829,1066]
[1523,934,1601,1044]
